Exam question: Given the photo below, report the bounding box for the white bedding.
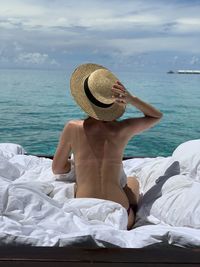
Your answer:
[0,141,200,248]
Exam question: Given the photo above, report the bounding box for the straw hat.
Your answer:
[70,63,126,121]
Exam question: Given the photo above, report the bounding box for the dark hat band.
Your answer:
[84,77,113,108]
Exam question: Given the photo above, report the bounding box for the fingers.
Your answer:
[114,97,126,105]
[111,90,126,101]
[112,82,126,97]
[111,80,128,105]
[114,80,123,85]
[112,80,126,94]
[112,88,126,96]
[116,99,126,105]
[112,80,125,91]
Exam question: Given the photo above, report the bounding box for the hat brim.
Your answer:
[70,63,126,121]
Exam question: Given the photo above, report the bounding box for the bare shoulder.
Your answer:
[64,120,81,127]
[62,120,78,134]
[63,120,83,134]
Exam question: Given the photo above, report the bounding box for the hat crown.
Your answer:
[70,63,126,121]
[88,69,117,104]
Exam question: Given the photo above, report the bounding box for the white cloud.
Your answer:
[15,52,59,66]
[104,36,200,55]
[1,0,200,69]
[1,1,200,35]
[173,18,200,33]
[16,52,48,64]
[190,56,199,65]
[172,56,178,64]
[0,1,45,17]
[50,59,60,66]
[13,42,23,52]
[1,0,199,32]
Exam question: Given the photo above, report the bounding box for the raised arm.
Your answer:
[52,121,73,174]
[112,81,163,138]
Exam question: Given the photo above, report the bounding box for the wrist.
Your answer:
[126,93,137,104]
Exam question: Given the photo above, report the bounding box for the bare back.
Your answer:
[70,119,130,209]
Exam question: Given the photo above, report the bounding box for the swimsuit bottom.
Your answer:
[127,203,138,216]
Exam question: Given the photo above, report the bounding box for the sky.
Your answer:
[0,0,200,72]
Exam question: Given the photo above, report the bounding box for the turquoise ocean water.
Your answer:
[0,69,199,157]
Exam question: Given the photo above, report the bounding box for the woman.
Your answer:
[52,63,163,230]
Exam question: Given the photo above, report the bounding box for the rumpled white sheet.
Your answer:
[0,142,200,248]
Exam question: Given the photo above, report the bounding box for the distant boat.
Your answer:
[167,70,174,74]
[167,70,200,74]
[177,70,200,74]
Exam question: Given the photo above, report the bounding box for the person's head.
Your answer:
[70,63,126,122]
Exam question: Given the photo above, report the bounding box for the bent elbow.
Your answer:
[52,165,59,175]
[52,161,61,175]
[156,112,163,119]
[145,112,163,119]
[52,167,59,175]
[52,162,71,175]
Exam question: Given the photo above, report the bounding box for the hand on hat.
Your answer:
[112,81,132,105]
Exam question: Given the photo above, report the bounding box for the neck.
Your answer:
[86,117,111,123]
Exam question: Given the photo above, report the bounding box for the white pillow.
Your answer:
[172,139,200,179]
[149,175,200,228]
[135,174,200,228]
[0,143,27,159]
[133,156,175,194]
[134,159,200,229]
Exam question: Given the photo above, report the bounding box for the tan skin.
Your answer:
[52,81,163,230]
